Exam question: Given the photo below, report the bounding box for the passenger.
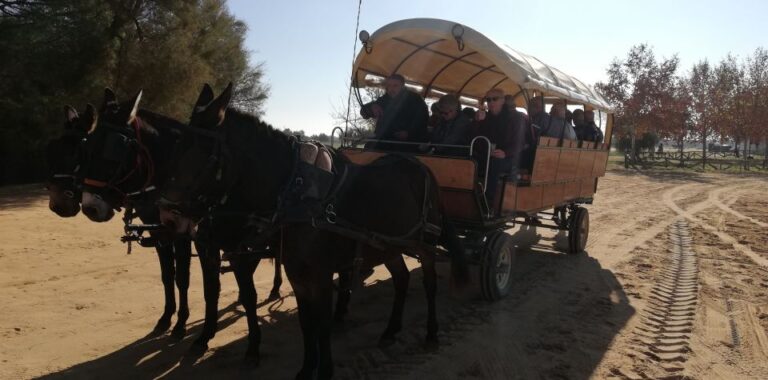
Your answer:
[528,97,576,141]
[360,73,429,151]
[428,94,471,155]
[572,109,589,141]
[505,94,537,176]
[461,106,476,120]
[583,110,605,143]
[548,101,578,140]
[428,102,441,134]
[472,89,525,208]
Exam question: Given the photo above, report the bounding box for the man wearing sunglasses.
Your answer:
[473,89,525,210]
[360,73,429,151]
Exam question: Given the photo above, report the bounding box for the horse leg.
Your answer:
[379,255,409,346]
[333,269,352,324]
[153,243,176,334]
[267,253,282,301]
[287,265,322,380]
[192,241,221,352]
[315,276,335,380]
[421,252,439,350]
[170,238,192,340]
[231,255,261,365]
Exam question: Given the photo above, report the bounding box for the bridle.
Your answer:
[82,117,156,204]
[157,125,233,219]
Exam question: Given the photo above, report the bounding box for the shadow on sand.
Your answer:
[0,184,47,211]
[37,227,634,379]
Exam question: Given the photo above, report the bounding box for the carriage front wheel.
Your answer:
[568,207,589,254]
[480,230,515,301]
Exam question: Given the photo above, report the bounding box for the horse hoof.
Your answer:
[170,325,186,341]
[152,319,172,335]
[186,341,207,358]
[243,349,260,367]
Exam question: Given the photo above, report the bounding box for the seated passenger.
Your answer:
[548,101,578,140]
[528,97,576,141]
[461,106,476,120]
[506,95,537,176]
[427,94,471,155]
[472,89,525,208]
[360,73,429,151]
[584,110,605,143]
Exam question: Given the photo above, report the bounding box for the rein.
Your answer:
[83,117,156,202]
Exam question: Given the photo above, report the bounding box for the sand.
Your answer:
[1,169,767,379]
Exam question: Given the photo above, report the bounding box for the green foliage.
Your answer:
[0,0,269,184]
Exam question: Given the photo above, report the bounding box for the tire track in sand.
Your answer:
[662,185,768,268]
[612,220,699,378]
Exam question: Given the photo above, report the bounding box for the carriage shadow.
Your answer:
[36,231,634,380]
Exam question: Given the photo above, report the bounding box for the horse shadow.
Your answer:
[35,298,292,380]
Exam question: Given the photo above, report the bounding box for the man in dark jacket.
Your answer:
[583,110,604,143]
[473,89,525,209]
[360,74,429,151]
[427,94,471,155]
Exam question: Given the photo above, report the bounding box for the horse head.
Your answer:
[80,88,146,222]
[45,105,94,217]
[158,82,291,237]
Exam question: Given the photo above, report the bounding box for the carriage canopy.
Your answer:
[351,18,612,112]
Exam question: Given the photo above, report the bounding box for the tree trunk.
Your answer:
[702,128,707,170]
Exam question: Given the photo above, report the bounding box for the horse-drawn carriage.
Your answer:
[335,18,614,300]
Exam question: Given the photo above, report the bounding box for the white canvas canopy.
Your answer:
[352,18,612,112]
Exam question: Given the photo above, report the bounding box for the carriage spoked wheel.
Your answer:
[480,230,515,301]
[567,207,590,254]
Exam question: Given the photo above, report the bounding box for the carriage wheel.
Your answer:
[480,230,515,301]
[568,207,589,254]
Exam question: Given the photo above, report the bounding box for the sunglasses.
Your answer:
[439,109,454,115]
[484,96,502,103]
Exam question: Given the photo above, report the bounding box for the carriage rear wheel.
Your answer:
[568,207,589,254]
[480,230,515,301]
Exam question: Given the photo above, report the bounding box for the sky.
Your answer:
[227,0,768,135]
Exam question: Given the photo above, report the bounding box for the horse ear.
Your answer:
[210,82,233,127]
[64,105,78,123]
[194,83,215,113]
[126,89,143,125]
[83,104,98,133]
[102,88,118,112]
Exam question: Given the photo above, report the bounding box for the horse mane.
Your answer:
[222,107,291,148]
[136,109,185,138]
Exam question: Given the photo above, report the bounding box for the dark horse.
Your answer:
[46,105,88,217]
[74,88,283,350]
[158,83,469,379]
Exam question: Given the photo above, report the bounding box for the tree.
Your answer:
[596,44,680,159]
[687,60,717,169]
[0,0,269,184]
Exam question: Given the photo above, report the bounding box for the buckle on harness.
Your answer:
[325,203,337,224]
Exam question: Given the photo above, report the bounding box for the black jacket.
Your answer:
[361,90,429,144]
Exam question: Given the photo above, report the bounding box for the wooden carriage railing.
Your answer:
[340,137,610,223]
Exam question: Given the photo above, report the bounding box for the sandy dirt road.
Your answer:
[1,169,767,379]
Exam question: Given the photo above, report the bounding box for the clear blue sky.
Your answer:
[227,0,767,135]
